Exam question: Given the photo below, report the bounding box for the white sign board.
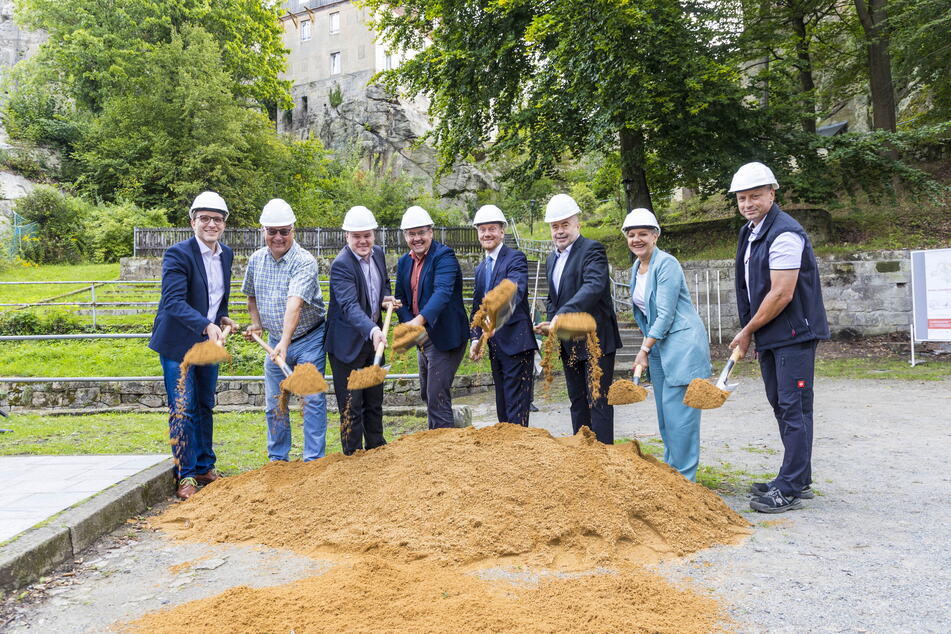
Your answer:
[911,248,951,341]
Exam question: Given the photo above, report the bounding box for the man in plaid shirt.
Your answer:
[242,199,328,461]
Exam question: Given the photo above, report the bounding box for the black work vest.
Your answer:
[735,204,830,351]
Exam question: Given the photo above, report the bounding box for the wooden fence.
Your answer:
[134,226,483,258]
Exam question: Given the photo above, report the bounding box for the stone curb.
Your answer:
[0,459,175,592]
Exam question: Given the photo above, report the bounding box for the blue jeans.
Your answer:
[160,355,218,480]
[264,324,327,461]
[649,350,701,481]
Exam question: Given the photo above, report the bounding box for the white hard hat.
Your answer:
[729,162,779,193]
[342,205,378,231]
[400,205,435,230]
[544,194,581,223]
[259,199,296,227]
[471,204,507,227]
[622,208,661,235]
[189,191,229,219]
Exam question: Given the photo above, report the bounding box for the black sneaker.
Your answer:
[750,487,803,513]
[749,482,814,499]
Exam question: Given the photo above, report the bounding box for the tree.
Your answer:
[364,0,765,212]
[14,0,291,112]
[853,0,897,131]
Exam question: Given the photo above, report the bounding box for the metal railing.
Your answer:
[134,226,485,258]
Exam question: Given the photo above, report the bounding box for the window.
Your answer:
[300,19,311,42]
[302,96,308,113]
[384,53,393,71]
[330,52,341,75]
[329,12,340,34]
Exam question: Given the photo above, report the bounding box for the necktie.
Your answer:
[484,256,494,292]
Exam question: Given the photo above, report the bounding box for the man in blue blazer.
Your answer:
[535,194,623,444]
[149,191,237,500]
[326,206,400,454]
[394,205,469,429]
[468,205,537,427]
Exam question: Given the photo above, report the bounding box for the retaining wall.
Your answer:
[0,374,496,413]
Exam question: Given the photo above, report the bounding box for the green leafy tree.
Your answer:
[364,0,765,212]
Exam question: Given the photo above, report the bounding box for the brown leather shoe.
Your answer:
[194,470,221,485]
[176,477,199,500]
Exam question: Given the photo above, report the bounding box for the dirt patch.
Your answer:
[122,557,724,634]
[155,424,748,567]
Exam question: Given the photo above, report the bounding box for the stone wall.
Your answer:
[612,250,913,338]
[0,373,497,414]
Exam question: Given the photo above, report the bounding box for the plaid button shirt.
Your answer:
[241,241,325,339]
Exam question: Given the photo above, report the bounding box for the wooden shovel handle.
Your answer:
[632,363,643,385]
[249,332,293,377]
[716,347,744,388]
[374,302,396,364]
[217,324,232,344]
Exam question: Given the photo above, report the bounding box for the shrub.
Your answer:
[0,309,82,335]
[14,187,89,264]
[84,202,171,262]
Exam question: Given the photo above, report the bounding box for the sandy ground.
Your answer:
[2,376,949,633]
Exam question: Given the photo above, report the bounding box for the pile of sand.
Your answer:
[123,557,723,633]
[157,424,747,567]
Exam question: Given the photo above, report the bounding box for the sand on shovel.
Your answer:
[683,378,730,409]
[276,363,328,413]
[347,364,387,390]
[470,279,518,336]
[156,423,749,567]
[607,379,648,405]
[553,312,596,339]
[392,323,426,354]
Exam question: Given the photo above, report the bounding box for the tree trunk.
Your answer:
[854,0,897,132]
[790,10,817,134]
[619,127,653,213]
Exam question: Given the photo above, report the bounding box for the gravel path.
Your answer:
[3,377,949,632]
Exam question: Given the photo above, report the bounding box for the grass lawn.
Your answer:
[0,263,120,305]
[0,411,429,474]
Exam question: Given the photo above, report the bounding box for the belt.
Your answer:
[290,318,325,343]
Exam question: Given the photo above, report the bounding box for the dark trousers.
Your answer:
[418,339,466,429]
[489,345,535,427]
[329,348,386,455]
[562,350,616,444]
[159,355,217,480]
[758,340,817,496]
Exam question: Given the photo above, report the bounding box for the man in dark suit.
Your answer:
[468,205,537,427]
[326,206,401,455]
[394,205,470,429]
[534,194,622,444]
[149,191,237,499]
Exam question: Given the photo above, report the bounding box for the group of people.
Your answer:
[150,161,828,514]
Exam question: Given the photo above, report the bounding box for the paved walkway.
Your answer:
[0,455,168,543]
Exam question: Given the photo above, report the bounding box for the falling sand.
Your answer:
[684,378,731,410]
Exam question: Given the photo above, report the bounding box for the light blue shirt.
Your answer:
[242,241,325,338]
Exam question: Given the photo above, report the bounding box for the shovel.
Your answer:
[249,331,328,395]
[683,347,741,410]
[182,325,233,366]
[552,312,596,340]
[392,322,429,354]
[607,364,649,405]
[347,302,395,390]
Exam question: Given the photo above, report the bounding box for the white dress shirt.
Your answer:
[552,240,576,295]
[197,239,225,323]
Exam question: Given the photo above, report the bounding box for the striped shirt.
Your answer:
[241,241,325,339]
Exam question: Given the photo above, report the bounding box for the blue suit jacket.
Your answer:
[395,240,469,351]
[149,237,233,362]
[325,245,391,365]
[470,245,537,356]
[546,235,622,359]
[630,248,711,386]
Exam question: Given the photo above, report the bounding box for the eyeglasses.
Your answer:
[266,228,293,236]
[403,228,432,239]
[196,215,225,225]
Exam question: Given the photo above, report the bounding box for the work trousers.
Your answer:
[648,350,702,481]
[417,338,466,429]
[160,355,217,480]
[758,340,817,496]
[329,346,386,455]
[563,350,616,445]
[489,344,535,427]
[264,325,328,462]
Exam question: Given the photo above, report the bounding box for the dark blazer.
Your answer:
[470,245,537,356]
[149,237,233,363]
[325,245,391,365]
[545,235,622,359]
[395,240,469,351]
